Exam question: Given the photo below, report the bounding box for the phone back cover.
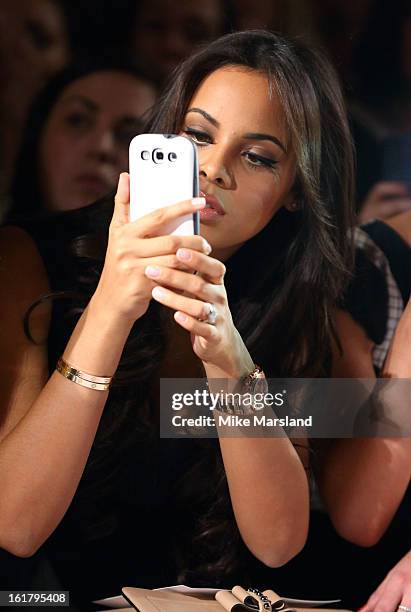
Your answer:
[129,134,199,235]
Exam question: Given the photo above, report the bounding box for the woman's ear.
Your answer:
[284,177,303,212]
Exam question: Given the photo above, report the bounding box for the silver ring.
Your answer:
[204,303,217,325]
[398,606,411,611]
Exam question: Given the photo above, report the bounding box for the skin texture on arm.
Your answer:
[216,426,310,567]
[315,309,411,547]
[204,338,310,567]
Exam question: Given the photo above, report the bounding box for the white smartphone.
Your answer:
[129,133,200,235]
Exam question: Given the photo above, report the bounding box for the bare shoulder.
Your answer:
[0,224,51,341]
[0,225,50,293]
[0,226,51,436]
[384,210,411,247]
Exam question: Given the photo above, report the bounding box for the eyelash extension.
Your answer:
[182,127,212,145]
[243,152,278,172]
[183,127,278,172]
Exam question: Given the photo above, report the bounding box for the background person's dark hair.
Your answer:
[6,60,156,222]
[16,30,355,586]
[350,0,411,110]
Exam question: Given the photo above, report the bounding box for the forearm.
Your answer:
[318,437,411,546]
[205,361,309,567]
[218,434,309,567]
[319,307,411,546]
[0,296,132,556]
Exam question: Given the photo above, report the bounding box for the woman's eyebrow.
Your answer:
[60,95,98,112]
[244,132,286,153]
[186,107,219,127]
[186,107,286,153]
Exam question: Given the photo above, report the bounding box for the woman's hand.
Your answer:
[360,550,411,612]
[145,245,254,378]
[358,182,411,225]
[91,173,210,325]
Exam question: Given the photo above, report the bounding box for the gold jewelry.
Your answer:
[56,357,112,391]
[215,365,267,415]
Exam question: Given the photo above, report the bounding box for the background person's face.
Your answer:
[39,71,156,211]
[133,0,224,83]
[181,67,296,261]
[0,0,70,88]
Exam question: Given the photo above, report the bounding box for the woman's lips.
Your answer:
[200,192,226,221]
[75,174,111,196]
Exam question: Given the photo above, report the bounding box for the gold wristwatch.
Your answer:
[216,365,268,415]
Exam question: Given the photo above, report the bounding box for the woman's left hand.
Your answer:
[145,246,253,377]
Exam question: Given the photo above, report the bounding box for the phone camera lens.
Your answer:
[141,151,150,160]
[168,152,177,161]
[153,148,164,163]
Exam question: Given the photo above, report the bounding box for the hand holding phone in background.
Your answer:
[358,181,411,225]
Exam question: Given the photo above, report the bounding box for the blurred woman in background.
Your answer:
[6,63,156,220]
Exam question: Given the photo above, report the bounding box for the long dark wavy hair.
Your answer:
[14,30,355,585]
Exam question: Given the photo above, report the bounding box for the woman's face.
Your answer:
[181,67,296,261]
[133,0,223,84]
[0,0,70,84]
[39,71,156,211]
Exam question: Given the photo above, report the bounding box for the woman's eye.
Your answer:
[182,128,212,146]
[64,113,91,130]
[244,151,278,171]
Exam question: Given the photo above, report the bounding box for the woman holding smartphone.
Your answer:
[0,29,384,609]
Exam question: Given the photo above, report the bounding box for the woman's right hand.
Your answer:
[91,172,209,324]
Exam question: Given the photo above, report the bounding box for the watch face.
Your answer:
[252,376,268,396]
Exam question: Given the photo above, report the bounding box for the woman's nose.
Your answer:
[87,129,118,164]
[199,148,235,189]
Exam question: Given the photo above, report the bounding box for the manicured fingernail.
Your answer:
[192,197,206,209]
[202,239,212,254]
[175,311,187,322]
[152,286,164,299]
[177,248,192,261]
[118,171,127,186]
[145,265,161,277]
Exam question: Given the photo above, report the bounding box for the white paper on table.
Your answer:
[93,595,129,608]
[93,585,341,608]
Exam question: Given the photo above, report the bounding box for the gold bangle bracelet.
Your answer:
[56,357,112,391]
